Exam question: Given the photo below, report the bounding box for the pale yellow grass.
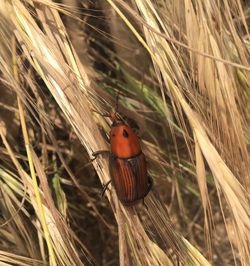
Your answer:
[107,0,250,264]
[0,0,249,265]
[0,0,203,265]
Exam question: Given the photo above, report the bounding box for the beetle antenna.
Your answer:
[115,90,120,113]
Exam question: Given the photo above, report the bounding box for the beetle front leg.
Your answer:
[147,176,153,190]
[91,151,112,197]
[91,150,110,161]
[81,151,109,170]
[101,180,112,197]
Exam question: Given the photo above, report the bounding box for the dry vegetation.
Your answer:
[0,0,250,265]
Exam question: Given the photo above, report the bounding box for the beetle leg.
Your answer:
[101,180,112,197]
[91,150,110,161]
[141,176,153,209]
[147,176,153,191]
[81,152,109,170]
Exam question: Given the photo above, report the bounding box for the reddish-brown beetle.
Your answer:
[93,111,152,206]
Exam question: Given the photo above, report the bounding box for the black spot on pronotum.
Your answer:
[112,134,115,137]
[123,129,129,138]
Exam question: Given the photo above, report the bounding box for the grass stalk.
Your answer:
[12,37,57,266]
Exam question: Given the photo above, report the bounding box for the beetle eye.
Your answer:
[123,129,129,138]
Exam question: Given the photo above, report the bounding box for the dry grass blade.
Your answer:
[107,0,250,264]
[0,122,87,265]
[194,134,213,256]
[1,1,168,265]
[1,0,249,265]
[0,0,203,264]
[13,37,56,266]
[0,174,41,264]
[0,5,94,264]
[178,85,250,263]
[0,250,44,266]
[107,0,250,72]
[30,148,91,265]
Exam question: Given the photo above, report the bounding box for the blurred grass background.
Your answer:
[0,0,250,265]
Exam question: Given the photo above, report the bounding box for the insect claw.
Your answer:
[101,180,112,197]
[92,150,109,161]
[91,155,97,162]
[147,176,153,190]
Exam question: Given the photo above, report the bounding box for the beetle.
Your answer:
[93,111,152,206]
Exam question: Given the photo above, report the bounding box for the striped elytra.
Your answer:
[109,112,152,206]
